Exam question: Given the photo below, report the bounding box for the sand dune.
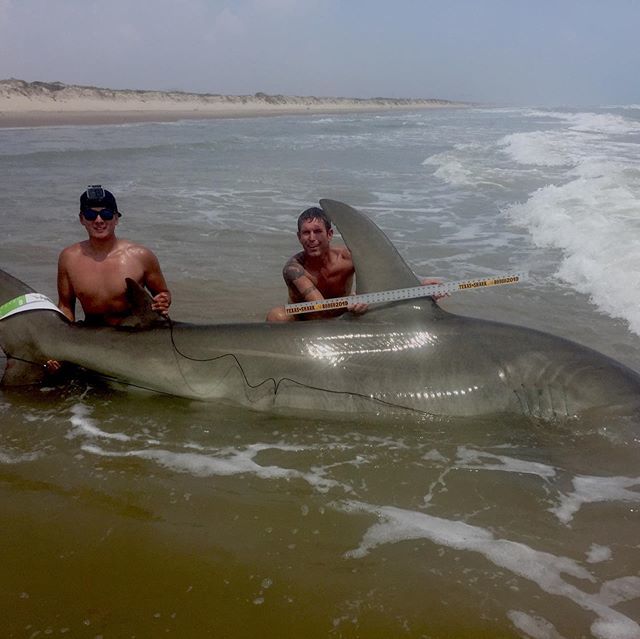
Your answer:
[0,78,465,127]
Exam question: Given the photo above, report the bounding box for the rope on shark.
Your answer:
[0,291,444,414]
[1,317,436,415]
[0,272,526,416]
[164,317,436,417]
[162,273,527,413]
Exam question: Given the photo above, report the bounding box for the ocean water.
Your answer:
[1,106,640,638]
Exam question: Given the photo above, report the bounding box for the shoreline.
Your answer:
[0,102,463,128]
[0,78,466,128]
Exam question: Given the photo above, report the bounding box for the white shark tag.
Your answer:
[0,293,65,321]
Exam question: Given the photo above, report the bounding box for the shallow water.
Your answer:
[2,386,639,638]
[1,107,640,637]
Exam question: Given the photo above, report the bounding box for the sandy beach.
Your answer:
[0,79,465,128]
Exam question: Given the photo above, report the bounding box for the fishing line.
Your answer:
[3,272,525,415]
[165,317,432,415]
[3,352,182,397]
[164,272,526,414]
[5,323,408,412]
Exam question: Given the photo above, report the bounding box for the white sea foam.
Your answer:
[423,144,510,189]
[507,610,566,639]
[522,110,640,135]
[505,158,640,335]
[563,112,640,136]
[422,449,448,463]
[338,500,640,639]
[82,442,350,493]
[0,448,41,464]
[428,157,474,186]
[427,449,639,532]
[587,544,613,564]
[455,446,557,478]
[550,474,640,524]
[499,131,584,167]
[66,403,132,442]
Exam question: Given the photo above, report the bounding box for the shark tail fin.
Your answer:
[0,268,61,385]
[0,268,37,302]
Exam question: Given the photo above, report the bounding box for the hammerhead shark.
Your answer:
[1,199,639,420]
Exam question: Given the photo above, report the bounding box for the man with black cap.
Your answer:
[56,185,171,325]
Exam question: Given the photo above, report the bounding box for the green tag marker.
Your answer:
[0,294,27,319]
[0,293,64,321]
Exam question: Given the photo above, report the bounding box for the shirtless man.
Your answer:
[266,206,443,322]
[57,185,171,325]
[266,207,364,322]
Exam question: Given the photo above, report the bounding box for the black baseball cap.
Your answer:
[80,185,121,216]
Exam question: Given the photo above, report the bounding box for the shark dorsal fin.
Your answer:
[319,199,439,317]
[120,278,167,329]
[320,199,419,292]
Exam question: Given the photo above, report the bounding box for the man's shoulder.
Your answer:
[118,239,156,257]
[118,238,146,250]
[58,241,85,259]
[332,245,354,263]
[283,251,307,283]
[285,251,305,267]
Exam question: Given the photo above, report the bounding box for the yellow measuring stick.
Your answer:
[284,272,526,316]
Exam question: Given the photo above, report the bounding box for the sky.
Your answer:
[1,0,639,106]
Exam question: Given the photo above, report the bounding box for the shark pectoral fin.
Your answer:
[121,278,168,329]
[1,357,47,386]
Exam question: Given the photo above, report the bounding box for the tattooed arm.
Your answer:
[283,255,324,303]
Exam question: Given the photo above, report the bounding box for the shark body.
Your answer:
[1,200,639,420]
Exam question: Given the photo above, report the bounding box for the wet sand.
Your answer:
[0,104,455,128]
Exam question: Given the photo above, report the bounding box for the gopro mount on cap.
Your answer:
[86,185,106,201]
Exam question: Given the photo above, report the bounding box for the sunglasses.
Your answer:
[82,209,116,221]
